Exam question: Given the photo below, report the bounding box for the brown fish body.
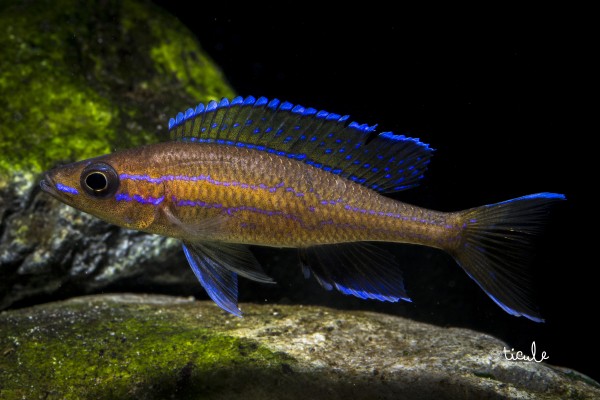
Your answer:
[79,142,461,250]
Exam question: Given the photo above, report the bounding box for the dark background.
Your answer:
[151,6,592,381]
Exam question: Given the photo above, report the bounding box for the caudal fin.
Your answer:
[452,193,565,322]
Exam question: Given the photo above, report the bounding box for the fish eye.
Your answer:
[85,172,108,191]
[81,162,119,198]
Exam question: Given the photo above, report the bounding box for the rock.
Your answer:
[0,294,597,399]
[0,0,234,309]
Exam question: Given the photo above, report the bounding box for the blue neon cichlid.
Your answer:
[40,96,565,321]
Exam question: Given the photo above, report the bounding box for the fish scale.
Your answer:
[41,95,565,320]
[113,142,447,247]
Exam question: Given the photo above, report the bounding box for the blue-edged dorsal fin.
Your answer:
[169,96,433,193]
[299,242,411,303]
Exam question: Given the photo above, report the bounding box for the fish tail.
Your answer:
[451,192,565,322]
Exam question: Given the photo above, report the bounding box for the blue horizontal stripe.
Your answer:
[56,183,79,195]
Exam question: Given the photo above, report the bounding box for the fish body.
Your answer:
[41,96,564,320]
[47,142,456,248]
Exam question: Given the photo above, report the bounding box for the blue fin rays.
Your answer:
[299,242,411,303]
[453,193,566,323]
[182,241,275,316]
[168,96,434,193]
[182,241,241,317]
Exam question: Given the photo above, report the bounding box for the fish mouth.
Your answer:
[40,173,62,200]
[40,173,80,207]
[40,174,55,194]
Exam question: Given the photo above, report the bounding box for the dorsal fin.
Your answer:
[168,96,433,193]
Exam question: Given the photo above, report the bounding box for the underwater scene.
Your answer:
[0,1,594,399]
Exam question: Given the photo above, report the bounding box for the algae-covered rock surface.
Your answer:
[0,0,233,174]
[0,0,234,309]
[1,294,598,400]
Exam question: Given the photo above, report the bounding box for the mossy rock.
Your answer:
[0,0,234,175]
[1,294,598,400]
[0,0,234,309]
[0,295,296,400]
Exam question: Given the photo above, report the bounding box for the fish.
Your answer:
[40,96,565,321]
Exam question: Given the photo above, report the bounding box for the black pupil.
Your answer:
[85,172,108,191]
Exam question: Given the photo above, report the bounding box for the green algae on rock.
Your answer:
[0,295,295,400]
[0,0,234,175]
[1,294,598,400]
[0,0,235,309]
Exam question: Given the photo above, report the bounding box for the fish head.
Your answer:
[40,153,159,231]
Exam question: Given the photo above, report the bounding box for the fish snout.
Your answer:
[40,173,56,194]
[40,172,77,199]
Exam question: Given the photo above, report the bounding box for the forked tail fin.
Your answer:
[452,193,565,322]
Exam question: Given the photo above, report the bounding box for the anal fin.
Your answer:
[299,242,411,303]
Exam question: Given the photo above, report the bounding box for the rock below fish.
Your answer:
[0,294,597,400]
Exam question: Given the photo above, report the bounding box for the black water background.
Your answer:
[145,9,593,381]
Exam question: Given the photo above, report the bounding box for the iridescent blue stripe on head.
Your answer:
[56,183,79,195]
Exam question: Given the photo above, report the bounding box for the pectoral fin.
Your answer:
[162,205,227,240]
[182,241,275,317]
